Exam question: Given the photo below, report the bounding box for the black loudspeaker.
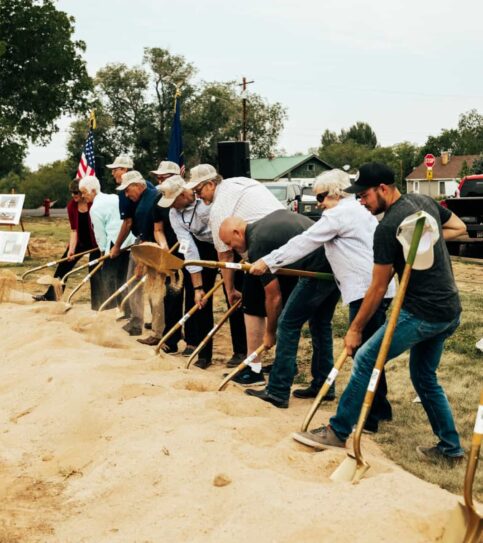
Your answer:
[217,141,251,179]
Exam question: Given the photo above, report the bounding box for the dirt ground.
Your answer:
[0,235,481,542]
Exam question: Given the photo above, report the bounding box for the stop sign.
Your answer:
[424,154,436,168]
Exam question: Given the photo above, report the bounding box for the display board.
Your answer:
[0,231,31,263]
[0,194,26,225]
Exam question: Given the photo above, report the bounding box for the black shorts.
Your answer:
[242,273,266,317]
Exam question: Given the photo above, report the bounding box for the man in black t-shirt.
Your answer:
[219,210,337,390]
[293,162,467,464]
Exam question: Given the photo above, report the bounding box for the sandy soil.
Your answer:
[0,298,467,543]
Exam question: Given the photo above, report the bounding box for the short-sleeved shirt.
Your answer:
[118,179,154,221]
[152,192,178,249]
[131,185,160,242]
[374,193,461,322]
[246,209,331,303]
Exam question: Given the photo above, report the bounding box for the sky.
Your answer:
[25,0,483,170]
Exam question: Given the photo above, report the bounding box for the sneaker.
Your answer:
[181,345,195,357]
[137,336,161,347]
[160,343,178,354]
[226,353,247,368]
[194,358,212,370]
[293,385,336,401]
[245,388,288,409]
[416,446,464,466]
[292,425,346,451]
[232,368,265,387]
[261,364,273,374]
[32,294,48,302]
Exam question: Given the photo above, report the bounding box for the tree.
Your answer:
[340,122,377,148]
[457,109,483,154]
[0,0,91,172]
[469,154,483,175]
[66,49,287,174]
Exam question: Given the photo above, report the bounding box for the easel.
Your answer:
[0,189,31,257]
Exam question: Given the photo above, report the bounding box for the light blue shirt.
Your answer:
[90,192,135,253]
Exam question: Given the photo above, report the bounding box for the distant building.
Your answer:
[250,154,332,185]
[406,152,479,198]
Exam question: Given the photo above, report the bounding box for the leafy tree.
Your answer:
[340,122,377,148]
[469,154,483,175]
[0,0,91,172]
[320,129,339,148]
[66,49,287,174]
[457,109,483,154]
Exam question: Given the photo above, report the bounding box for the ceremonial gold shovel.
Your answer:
[63,260,105,312]
[186,300,242,369]
[20,247,97,281]
[330,215,426,484]
[301,349,349,432]
[441,389,482,543]
[218,344,269,391]
[131,245,334,281]
[98,274,140,312]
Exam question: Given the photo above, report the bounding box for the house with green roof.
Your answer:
[250,154,332,184]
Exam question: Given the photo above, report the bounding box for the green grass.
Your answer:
[4,218,483,500]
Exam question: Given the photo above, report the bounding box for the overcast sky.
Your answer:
[26,0,483,169]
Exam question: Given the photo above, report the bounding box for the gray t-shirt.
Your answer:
[373,193,461,322]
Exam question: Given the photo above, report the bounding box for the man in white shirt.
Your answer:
[185,164,284,368]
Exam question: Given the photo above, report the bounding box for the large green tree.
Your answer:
[0,0,91,175]
[67,48,287,177]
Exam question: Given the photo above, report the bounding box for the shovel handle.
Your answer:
[20,247,97,281]
[186,300,242,368]
[463,388,483,512]
[185,260,333,281]
[98,274,139,312]
[351,216,426,479]
[155,278,224,354]
[218,344,267,391]
[301,349,348,432]
[65,260,105,306]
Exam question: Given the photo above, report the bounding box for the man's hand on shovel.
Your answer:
[194,288,207,309]
[344,328,362,357]
[249,258,269,276]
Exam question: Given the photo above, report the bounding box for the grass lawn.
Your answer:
[3,217,483,501]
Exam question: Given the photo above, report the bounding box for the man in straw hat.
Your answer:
[292,162,467,464]
[185,164,284,378]
[158,176,247,369]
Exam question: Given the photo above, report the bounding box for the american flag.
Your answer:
[76,128,95,179]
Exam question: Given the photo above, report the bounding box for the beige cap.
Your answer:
[396,210,440,270]
[185,164,218,190]
[106,155,133,169]
[116,170,146,191]
[157,175,187,207]
[150,161,181,176]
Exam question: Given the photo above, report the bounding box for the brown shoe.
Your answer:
[136,335,161,346]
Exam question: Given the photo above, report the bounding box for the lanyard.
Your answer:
[181,199,200,232]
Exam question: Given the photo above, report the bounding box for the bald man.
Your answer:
[219,210,334,388]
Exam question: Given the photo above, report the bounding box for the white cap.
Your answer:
[157,175,186,207]
[150,161,180,176]
[106,155,133,169]
[185,164,218,190]
[116,170,146,191]
[396,210,439,270]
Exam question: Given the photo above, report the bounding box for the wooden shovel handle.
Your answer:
[185,260,333,281]
[217,344,267,391]
[463,388,483,511]
[20,247,98,281]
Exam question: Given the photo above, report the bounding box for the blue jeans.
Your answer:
[267,278,340,401]
[330,308,463,457]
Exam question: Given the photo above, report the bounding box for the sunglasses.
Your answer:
[316,191,329,203]
[193,182,208,195]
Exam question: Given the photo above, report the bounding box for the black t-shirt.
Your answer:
[132,185,160,242]
[152,192,178,249]
[374,193,461,322]
[246,209,331,302]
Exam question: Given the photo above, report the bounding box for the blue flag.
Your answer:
[167,93,185,175]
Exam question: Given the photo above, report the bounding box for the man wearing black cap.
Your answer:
[293,162,468,465]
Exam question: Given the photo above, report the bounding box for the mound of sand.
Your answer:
[0,302,465,542]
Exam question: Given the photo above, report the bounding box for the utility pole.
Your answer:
[238,76,254,141]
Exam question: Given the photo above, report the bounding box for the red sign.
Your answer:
[424,154,436,168]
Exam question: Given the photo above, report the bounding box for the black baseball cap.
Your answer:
[344,162,395,194]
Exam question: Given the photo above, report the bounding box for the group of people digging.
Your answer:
[38,157,468,465]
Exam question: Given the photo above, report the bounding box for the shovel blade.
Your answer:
[329,455,358,482]
[442,502,482,543]
[131,243,184,273]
